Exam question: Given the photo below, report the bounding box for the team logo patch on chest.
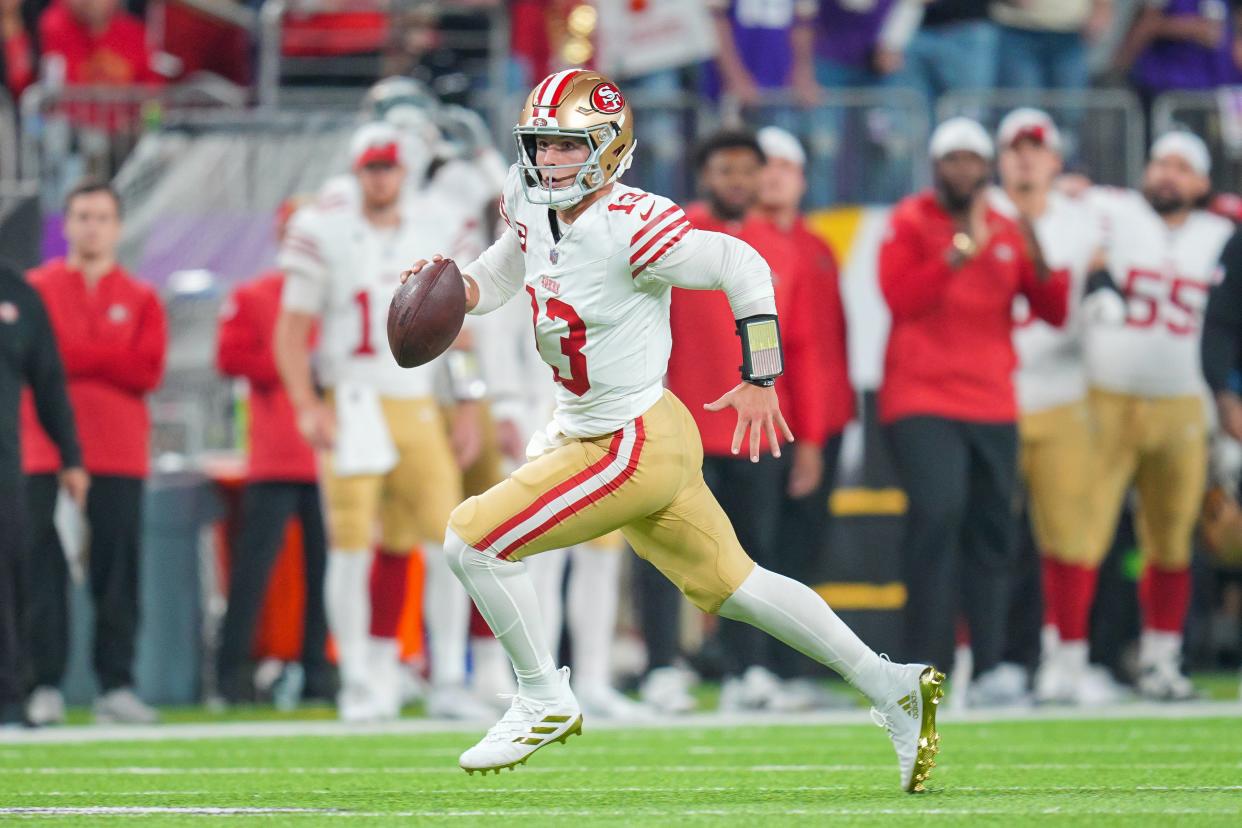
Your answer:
[107,304,130,324]
[0,301,18,324]
[540,275,561,295]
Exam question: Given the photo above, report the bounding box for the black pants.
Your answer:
[702,453,789,678]
[25,473,144,692]
[772,436,844,678]
[0,480,27,705]
[886,417,1019,676]
[215,481,329,700]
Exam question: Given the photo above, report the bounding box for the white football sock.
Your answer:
[367,636,402,718]
[527,546,569,652]
[718,565,891,702]
[568,543,622,689]
[1139,629,1182,668]
[325,549,373,688]
[423,542,470,688]
[445,529,561,702]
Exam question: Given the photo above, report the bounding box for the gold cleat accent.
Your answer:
[461,715,584,776]
[907,667,945,794]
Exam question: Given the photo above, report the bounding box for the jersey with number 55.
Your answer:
[278,188,479,397]
[1084,187,1232,397]
[464,165,775,438]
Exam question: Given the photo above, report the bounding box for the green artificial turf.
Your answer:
[3,713,1241,826]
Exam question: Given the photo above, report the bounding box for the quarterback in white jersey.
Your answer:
[1081,131,1233,700]
[403,69,944,792]
[990,109,1123,707]
[275,121,488,724]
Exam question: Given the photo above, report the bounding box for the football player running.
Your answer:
[989,109,1125,706]
[403,70,945,792]
[275,122,489,722]
[1080,131,1233,700]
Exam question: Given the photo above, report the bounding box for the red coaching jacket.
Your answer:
[21,259,167,478]
[667,204,851,456]
[878,191,1068,425]
[216,272,317,483]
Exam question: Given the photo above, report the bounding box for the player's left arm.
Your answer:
[639,225,794,462]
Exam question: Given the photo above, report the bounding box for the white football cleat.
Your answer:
[337,681,381,724]
[639,665,697,715]
[967,663,1031,709]
[26,686,66,726]
[1137,661,1197,701]
[459,667,582,774]
[426,685,496,721]
[871,663,945,793]
[575,683,652,720]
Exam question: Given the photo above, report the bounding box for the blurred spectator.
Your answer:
[0,260,84,727]
[753,126,855,698]
[878,118,1067,706]
[1,0,39,100]
[20,180,167,725]
[991,0,1113,90]
[159,0,252,85]
[213,203,329,706]
[897,0,999,116]
[815,0,913,85]
[1114,0,1239,101]
[667,130,810,711]
[704,0,819,107]
[1204,226,1242,442]
[39,0,160,85]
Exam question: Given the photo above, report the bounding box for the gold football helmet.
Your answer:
[514,69,636,209]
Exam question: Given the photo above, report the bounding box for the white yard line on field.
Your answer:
[1,701,1240,746]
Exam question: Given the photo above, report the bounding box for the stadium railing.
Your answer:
[936,87,1147,187]
[1151,89,1242,194]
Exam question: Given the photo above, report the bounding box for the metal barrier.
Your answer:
[937,87,1147,187]
[1151,89,1242,194]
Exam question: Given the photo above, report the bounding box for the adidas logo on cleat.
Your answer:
[898,693,920,719]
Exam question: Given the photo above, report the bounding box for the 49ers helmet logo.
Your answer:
[590,83,625,115]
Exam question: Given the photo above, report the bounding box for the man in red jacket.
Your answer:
[20,180,167,725]
[666,130,836,711]
[878,119,1067,706]
[214,202,329,706]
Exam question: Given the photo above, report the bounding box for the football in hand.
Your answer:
[387,258,467,368]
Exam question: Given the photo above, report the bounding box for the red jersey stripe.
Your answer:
[632,223,691,278]
[630,205,682,248]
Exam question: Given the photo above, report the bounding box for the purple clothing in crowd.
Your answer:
[1133,0,1239,92]
[702,0,808,98]
[814,0,896,68]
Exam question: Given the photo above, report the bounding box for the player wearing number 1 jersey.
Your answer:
[404,69,945,793]
[1082,131,1233,700]
[276,122,489,723]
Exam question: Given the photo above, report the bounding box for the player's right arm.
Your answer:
[275,207,335,450]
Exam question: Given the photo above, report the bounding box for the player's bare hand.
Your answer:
[496,418,527,463]
[297,401,336,451]
[452,400,484,469]
[400,254,445,285]
[1217,392,1242,443]
[787,441,824,498]
[59,467,90,509]
[704,383,794,463]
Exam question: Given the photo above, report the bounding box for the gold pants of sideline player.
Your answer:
[1084,388,1208,570]
[1019,400,1095,564]
[449,391,755,612]
[321,395,462,553]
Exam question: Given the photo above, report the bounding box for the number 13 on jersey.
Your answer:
[526,285,591,396]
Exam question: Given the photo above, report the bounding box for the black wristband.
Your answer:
[736,314,783,387]
[1084,268,1122,297]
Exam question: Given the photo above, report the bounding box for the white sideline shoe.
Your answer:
[459,667,582,775]
[26,687,65,726]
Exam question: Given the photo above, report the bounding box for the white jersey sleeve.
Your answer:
[637,225,777,319]
[279,205,331,315]
[465,166,530,315]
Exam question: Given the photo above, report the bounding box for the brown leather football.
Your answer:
[387,258,467,368]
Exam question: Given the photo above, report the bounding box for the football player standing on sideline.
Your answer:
[276,122,490,722]
[404,70,945,793]
[879,119,1068,708]
[989,109,1125,706]
[1081,132,1233,700]
[20,181,167,725]
[0,261,84,727]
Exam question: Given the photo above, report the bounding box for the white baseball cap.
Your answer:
[757,126,806,167]
[351,121,405,169]
[997,108,1062,153]
[930,117,994,161]
[1151,130,1211,176]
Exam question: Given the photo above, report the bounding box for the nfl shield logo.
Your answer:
[550,249,559,264]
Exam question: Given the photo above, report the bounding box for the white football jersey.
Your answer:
[990,188,1100,413]
[465,166,774,438]
[1084,188,1232,397]
[279,187,479,398]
